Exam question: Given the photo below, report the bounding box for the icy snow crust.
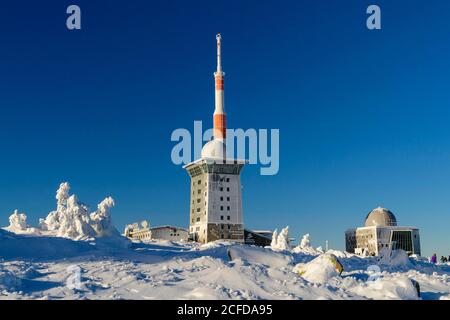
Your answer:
[1,232,450,300]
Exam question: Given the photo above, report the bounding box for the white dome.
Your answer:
[201,140,226,159]
[365,207,397,227]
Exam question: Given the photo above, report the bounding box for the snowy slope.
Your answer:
[1,232,450,300]
[2,184,449,300]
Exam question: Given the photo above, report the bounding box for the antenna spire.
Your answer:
[216,33,222,72]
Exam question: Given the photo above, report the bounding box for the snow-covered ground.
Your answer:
[1,229,450,300]
[2,183,450,300]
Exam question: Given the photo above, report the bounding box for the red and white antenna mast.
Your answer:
[213,33,226,141]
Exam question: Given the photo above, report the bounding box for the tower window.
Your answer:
[198,190,201,194]
[220,215,224,220]
[227,206,230,211]
[227,187,230,192]
[227,197,230,201]
[228,225,231,230]
[197,208,200,212]
[197,199,201,203]
[196,217,200,222]
[198,180,201,185]
[226,178,230,182]
[227,216,230,220]
[220,206,224,211]
[220,187,223,191]
[220,196,223,201]
[221,224,224,229]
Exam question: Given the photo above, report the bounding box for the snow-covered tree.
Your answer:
[276,226,290,250]
[7,210,28,231]
[293,233,321,254]
[56,182,70,212]
[40,182,119,240]
[270,229,278,248]
[299,234,311,249]
[90,197,116,237]
[271,226,290,251]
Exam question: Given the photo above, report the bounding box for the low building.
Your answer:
[124,221,188,242]
[124,221,150,241]
[345,207,421,256]
[150,226,189,242]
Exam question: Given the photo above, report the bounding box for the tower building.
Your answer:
[183,34,246,243]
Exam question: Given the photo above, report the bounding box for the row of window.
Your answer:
[192,187,231,195]
[220,206,231,211]
[194,178,230,185]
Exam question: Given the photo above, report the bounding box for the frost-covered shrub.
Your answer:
[7,210,28,231]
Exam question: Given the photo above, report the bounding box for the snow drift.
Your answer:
[378,249,414,269]
[293,253,344,284]
[228,245,293,268]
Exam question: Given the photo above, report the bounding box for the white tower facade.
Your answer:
[184,34,245,243]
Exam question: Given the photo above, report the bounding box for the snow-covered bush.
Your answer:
[292,233,321,255]
[299,233,310,249]
[90,197,117,237]
[271,226,290,251]
[7,210,28,231]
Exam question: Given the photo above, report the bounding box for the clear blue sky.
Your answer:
[0,1,449,257]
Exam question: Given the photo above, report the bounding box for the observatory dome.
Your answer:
[364,207,397,227]
[201,139,226,159]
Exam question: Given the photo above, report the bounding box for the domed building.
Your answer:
[364,207,397,227]
[345,207,421,256]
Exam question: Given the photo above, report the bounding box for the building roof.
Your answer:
[183,157,247,169]
[365,207,397,227]
[150,225,188,232]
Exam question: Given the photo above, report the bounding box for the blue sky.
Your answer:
[0,1,449,256]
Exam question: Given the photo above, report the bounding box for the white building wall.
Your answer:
[151,227,188,242]
[207,173,243,225]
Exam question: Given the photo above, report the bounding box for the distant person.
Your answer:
[431,253,437,264]
[441,256,446,263]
